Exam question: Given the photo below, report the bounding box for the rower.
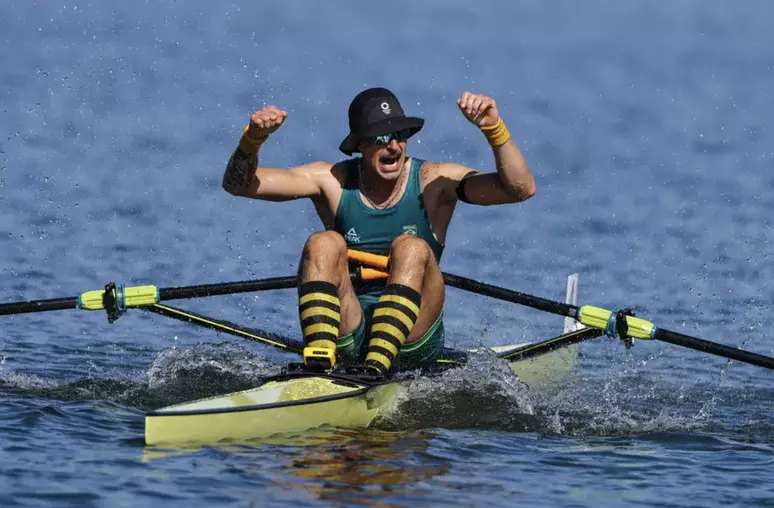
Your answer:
[222,87,536,377]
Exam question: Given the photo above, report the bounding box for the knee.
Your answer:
[390,234,431,262]
[303,231,347,259]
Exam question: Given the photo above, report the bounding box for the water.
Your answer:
[2,0,774,506]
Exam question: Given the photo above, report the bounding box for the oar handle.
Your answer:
[348,249,389,270]
[359,268,389,280]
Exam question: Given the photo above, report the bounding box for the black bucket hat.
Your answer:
[339,87,424,156]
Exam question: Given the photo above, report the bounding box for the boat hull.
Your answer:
[146,376,408,446]
[145,342,578,446]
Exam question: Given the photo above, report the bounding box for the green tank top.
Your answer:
[334,157,444,263]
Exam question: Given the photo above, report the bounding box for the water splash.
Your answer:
[377,349,538,432]
[530,367,715,437]
[144,341,280,405]
[0,342,281,411]
[376,349,722,438]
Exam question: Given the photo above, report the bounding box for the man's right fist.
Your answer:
[246,105,288,140]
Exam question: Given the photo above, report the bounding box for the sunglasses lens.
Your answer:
[369,129,412,145]
[395,129,412,141]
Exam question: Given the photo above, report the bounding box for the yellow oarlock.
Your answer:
[578,305,655,340]
[78,285,159,311]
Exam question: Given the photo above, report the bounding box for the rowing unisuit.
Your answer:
[325,156,446,369]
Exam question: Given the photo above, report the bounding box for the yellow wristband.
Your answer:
[480,118,510,147]
[239,125,268,153]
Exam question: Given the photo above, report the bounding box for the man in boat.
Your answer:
[222,88,535,377]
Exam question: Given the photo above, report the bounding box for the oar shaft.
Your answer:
[158,276,298,301]
[441,273,579,318]
[145,303,304,353]
[654,329,774,370]
[0,297,78,316]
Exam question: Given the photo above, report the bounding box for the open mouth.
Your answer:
[379,154,401,172]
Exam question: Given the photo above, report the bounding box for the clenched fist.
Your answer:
[457,92,500,128]
[246,105,288,140]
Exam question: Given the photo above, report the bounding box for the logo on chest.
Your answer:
[345,227,361,243]
[402,224,417,236]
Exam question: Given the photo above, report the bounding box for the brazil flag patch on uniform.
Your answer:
[402,224,417,236]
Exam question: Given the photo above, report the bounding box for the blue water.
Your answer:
[2,1,774,506]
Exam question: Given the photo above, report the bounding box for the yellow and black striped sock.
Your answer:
[299,281,341,352]
[365,284,421,375]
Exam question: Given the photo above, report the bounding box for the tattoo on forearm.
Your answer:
[222,148,257,189]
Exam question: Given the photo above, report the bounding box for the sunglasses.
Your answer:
[363,128,413,146]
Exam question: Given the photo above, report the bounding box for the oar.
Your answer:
[0,251,600,370]
[0,276,299,317]
[10,248,763,371]
[347,249,774,371]
[0,264,391,318]
[442,272,774,371]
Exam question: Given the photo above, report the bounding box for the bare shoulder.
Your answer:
[419,160,477,185]
[288,160,336,177]
[290,160,355,198]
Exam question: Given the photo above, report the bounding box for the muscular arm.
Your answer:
[222,105,334,202]
[433,137,535,208]
[221,146,330,202]
[449,92,537,206]
[457,138,536,206]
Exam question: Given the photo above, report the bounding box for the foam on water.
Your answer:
[145,341,279,404]
[377,349,537,432]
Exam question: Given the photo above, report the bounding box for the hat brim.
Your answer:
[339,117,424,156]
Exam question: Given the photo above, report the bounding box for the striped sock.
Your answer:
[365,284,422,375]
[299,281,341,352]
